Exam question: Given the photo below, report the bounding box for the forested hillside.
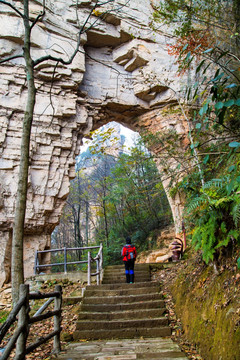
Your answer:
[52,126,172,266]
[151,1,240,358]
[150,0,240,268]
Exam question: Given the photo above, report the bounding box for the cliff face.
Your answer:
[0,0,189,284]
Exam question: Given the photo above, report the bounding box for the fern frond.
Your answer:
[214,196,233,208]
[232,200,240,227]
[187,195,207,213]
[203,178,226,190]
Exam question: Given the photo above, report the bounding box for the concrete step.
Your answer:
[80,299,165,312]
[85,281,157,290]
[102,265,150,284]
[72,265,171,344]
[77,308,166,321]
[82,293,163,305]
[55,265,187,359]
[73,326,172,340]
[103,272,150,278]
[104,268,150,275]
[102,275,151,282]
[76,317,168,331]
[63,296,82,305]
[103,272,150,282]
[102,276,150,284]
[104,264,150,270]
[84,286,160,297]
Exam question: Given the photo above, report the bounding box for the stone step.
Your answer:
[63,296,82,305]
[137,353,187,359]
[56,338,188,360]
[102,273,150,280]
[102,276,150,284]
[73,326,171,340]
[104,264,150,270]
[77,308,166,321]
[84,285,160,297]
[82,293,162,305]
[58,353,187,360]
[76,317,168,331]
[57,354,187,359]
[104,268,150,275]
[103,270,150,276]
[73,265,171,344]
[86,281,156,290]
[102,275,150,282]
[80,299,165,312]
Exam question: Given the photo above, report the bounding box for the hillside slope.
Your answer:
[152,250,240,360]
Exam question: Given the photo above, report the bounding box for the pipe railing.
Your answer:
[34,245,102,275]
[87,243,103,286]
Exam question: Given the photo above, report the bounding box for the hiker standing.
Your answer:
[121,236,137,283]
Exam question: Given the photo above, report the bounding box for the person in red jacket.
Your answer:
[121,236,137,283]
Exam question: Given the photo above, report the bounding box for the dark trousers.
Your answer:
[124,259,135,283]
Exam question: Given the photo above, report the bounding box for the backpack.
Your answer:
[125,245,135,260]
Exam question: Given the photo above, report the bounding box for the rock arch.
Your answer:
[0,0,189,285]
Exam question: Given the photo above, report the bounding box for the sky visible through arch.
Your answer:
[78,121,140,158]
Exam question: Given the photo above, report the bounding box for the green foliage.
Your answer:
[185,173,240,263]
[97,140,173,260]
[153,0,240,266]
[54,131,173,267]
[0,310,10,324]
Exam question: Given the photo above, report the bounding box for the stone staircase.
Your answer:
[56,264,188,359]
[73,264,171,341]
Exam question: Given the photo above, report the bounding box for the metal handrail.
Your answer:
[34,245,102,275]
[87,243,103,286]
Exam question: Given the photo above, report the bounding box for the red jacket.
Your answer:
[122,244,137,261]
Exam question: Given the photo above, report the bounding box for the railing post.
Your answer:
[34,251,37,275]
[88,251,91,286]
[100,243,103,281]
[96,258,100,285]
[64,247,67,274]
[15,284,29,360]
[53,285,62,354]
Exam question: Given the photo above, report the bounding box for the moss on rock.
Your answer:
[171,259,240,360]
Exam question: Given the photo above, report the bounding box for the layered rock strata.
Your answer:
[0,0,189,285]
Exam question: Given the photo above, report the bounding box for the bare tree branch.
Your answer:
[0,54,24,64]
[30,5,45,31]
[0,0,24,19]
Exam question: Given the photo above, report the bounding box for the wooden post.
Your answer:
[64,247,67,274]
[15,284,29,360]
[88,251,91,286]
[53,285,62,354]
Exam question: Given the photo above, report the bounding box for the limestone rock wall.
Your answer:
[0,0,189,285]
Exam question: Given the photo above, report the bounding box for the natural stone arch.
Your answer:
[0,0,190,285]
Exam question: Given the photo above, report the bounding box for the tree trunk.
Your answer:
[233,0,240,55]
[11,0,36,305]
[102,198,109,247]
[85,201,89,246]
